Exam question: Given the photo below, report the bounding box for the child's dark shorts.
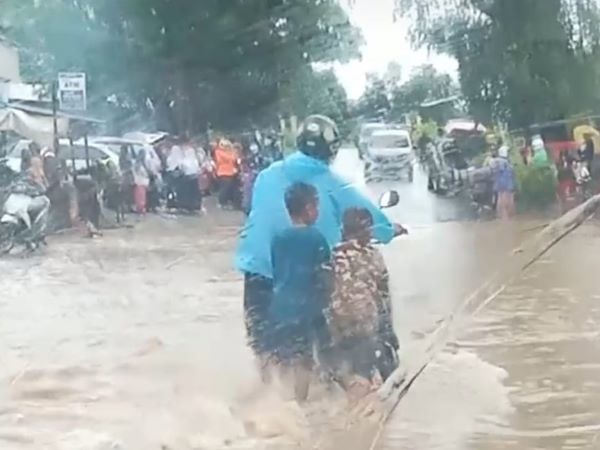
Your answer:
[265,320,315,364]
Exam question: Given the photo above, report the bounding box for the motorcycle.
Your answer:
[0,166,50,254]
[374,190,403,381]
[469,166,496,217]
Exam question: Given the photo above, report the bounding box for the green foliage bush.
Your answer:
[515,164,557,210]
[412,119,438,147]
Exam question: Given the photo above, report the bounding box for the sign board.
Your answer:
[58,72,86,111]
[0,40,21,82]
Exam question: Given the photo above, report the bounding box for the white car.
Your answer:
[4,139,119,174]
[356,123,388,158]
[87,136,160,165]
[364,129,414,182]
[122,131,169,146]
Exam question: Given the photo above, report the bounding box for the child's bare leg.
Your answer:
[293,355,313,402]
[258,354,274,384]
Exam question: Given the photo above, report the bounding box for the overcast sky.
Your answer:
[335,0,458,99]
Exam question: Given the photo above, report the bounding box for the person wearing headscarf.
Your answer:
[144,147,163,213]
[27,143,47,190]
[493,145,516,220]
[132,149,150,214]
[531,136,550,168]
[241,141,266,215]
[119,145,135,212]
[179,141,202,212]
[196,142,215,197]
[165,141,184,210]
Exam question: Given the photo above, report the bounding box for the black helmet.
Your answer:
[297,115,341,161]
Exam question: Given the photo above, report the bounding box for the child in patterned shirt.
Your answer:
[327,207,399,392]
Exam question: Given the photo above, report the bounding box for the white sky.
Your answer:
[335,0,458,99]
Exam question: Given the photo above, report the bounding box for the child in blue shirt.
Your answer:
[265,182,331,401]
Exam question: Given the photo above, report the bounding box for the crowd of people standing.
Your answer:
[113,132,284,218]
[6,129,285,242]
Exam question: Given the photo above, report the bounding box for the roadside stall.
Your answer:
[0,103,69,149]
[0,102,104,232]
[513,115,600,164]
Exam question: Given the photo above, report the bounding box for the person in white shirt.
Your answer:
[173,141,202,212]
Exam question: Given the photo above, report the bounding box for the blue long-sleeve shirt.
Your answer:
[270,226,330,324]
[235,151,395,278]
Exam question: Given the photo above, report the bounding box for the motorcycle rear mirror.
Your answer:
[379,190,399,209]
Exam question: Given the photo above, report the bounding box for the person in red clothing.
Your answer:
[556,150,576,212]
[214,139,240,209]
[132,150,150,214]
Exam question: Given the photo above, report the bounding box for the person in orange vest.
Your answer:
[214,139,240,209]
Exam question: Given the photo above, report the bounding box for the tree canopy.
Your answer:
[390,64,458,119]
[1,0,362,134]
[397,0,600,129]
[354,63,460,123]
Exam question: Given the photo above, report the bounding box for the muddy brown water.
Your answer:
[2,149,599,449]
[3,213,596,450]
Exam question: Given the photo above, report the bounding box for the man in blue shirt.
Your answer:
[235,115,405,359]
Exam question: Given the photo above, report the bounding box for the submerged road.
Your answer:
[0,148,598,450]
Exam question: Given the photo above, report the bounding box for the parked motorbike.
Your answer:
[469,166,496,217]
[425,139,468,195]
[424,142,450,193]
[0,163,50,254]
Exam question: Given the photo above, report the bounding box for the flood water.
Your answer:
[1,149,598,450]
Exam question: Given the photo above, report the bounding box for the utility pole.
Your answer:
[51,80,59,155]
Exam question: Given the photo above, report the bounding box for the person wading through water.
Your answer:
[326,208,401,398]
[263,182,331,401]
[235,114,407,378]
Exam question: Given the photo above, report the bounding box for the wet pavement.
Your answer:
[0,148,598,449]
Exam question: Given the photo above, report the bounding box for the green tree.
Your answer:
[281,68,350,130]
[383,61,403,92]
[397,0,600,128]
[2,0,362,133]
[355,73,391,120]
[389,64,458,120]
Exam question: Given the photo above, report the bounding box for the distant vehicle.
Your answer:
[122,131,169,146]
[356,122,389,159]
[364,129,414,182]
[5,139,119,174]
[88,136,160,164]
[444,119,487,134]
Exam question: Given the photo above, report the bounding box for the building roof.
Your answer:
[8,101,104,124]
[420,95,460,108]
